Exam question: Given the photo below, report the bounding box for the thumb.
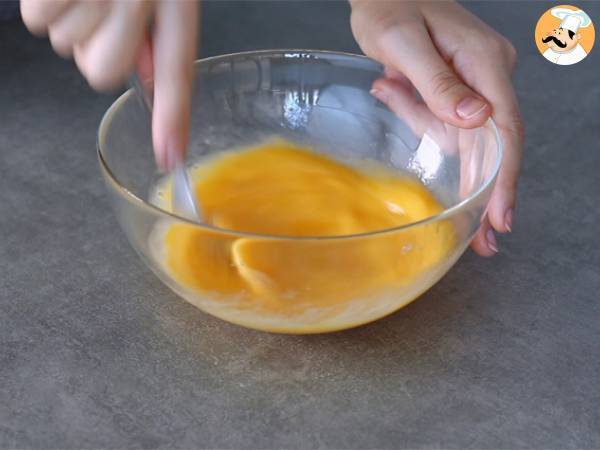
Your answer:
[368,24,491,128]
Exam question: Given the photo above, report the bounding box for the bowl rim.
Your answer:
[97,49,503,242]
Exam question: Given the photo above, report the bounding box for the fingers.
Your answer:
[73,0,153,90]
[20,0,73,36]
[471,69,524,234]
[376,74,503,257]
[370,77,435,137]
[151,0,198,170]
[135,34,154,93]
[382,66,414,91]
[372,23,491,128]
[22,0,152,90]
[470,217,498,257]
[48,1,109,57]
[23,0,201,177]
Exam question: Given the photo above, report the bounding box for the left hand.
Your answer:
[350,0,524,256]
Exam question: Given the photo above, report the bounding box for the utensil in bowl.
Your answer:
[128,73,201,222]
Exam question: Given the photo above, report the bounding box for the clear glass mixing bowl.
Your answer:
[98,50,502,334]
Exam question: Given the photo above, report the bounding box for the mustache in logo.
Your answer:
[542,35,567,48]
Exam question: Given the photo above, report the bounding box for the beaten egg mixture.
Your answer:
[150,139,455,332]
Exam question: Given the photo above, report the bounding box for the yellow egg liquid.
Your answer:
[149,139,457,333]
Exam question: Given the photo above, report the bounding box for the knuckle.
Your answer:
[504,114,526,145]
[475,33,518,67]
[21,0,49,34]
[503,40,518,69]
[77,44,131,92]
[82,61,121,91]
[429,70,462,98]
[475,34,504,56]
[376,19,420,50]
[489,37,507,56]
[350,4,419,60]
[48,30,73,58]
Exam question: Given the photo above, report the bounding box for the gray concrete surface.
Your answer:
[1,1,600,448]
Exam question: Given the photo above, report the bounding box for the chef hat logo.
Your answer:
[534,4,595,66]
[551,8,592,33]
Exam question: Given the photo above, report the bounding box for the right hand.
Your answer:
[21,0,199,170]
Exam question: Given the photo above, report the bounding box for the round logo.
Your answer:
[535,5,595,65]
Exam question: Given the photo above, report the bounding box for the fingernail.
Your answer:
[505,208,513,233]
[486,229,499,253]
[370,88,389,104]
[456,97,488,120]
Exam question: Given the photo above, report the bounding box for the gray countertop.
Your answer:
[1,2,599,448]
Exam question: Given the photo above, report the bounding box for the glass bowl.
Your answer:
[98,50,502,334]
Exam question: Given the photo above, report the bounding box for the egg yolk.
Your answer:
[156,139,455,322]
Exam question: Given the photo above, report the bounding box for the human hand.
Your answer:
[20,0,199,170]
[350,0,524,256]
